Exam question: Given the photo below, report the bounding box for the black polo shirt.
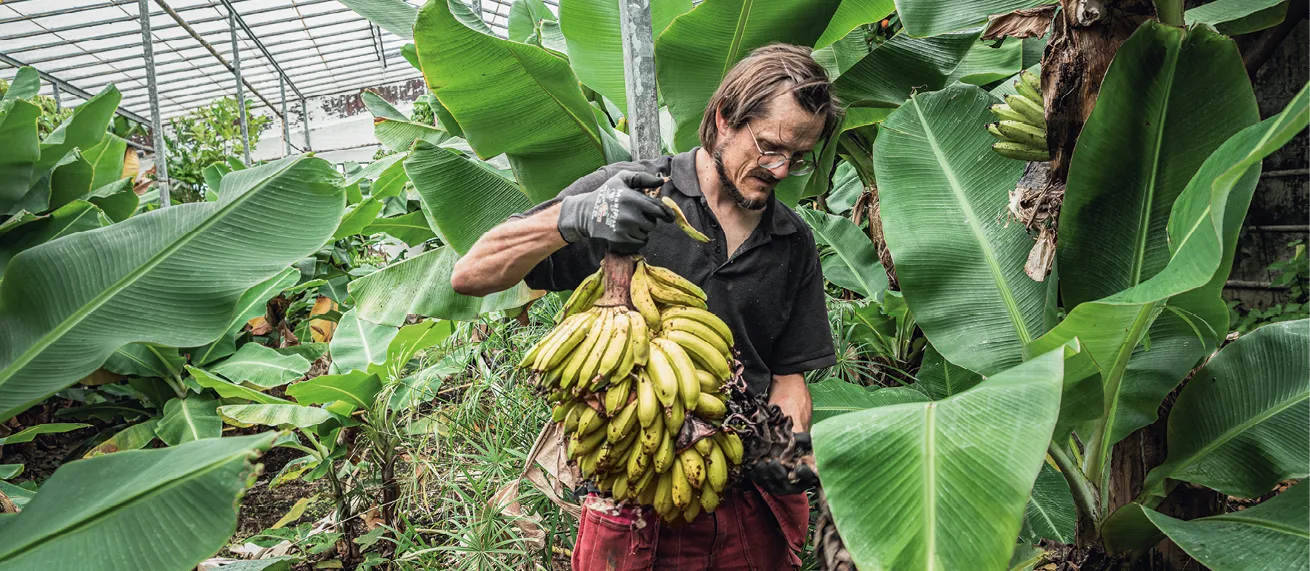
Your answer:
[518,148,836,397]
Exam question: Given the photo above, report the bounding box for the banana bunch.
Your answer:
[987,70,1049,162]
[520,255,745,523]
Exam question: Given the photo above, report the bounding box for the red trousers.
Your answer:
[571,485,810,571]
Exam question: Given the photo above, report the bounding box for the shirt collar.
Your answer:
[668,147,797,237]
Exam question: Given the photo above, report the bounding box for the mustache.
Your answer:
[750,170,780,184]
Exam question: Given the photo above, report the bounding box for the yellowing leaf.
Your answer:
[271,495,316,529]
[309,296,339,343]
[121,148,139,180]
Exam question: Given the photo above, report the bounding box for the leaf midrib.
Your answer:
[1188,513,1310,538]
[1129,42,1182,286]
[923,401,938,571]
[910,95,1031,345]
[1166,386,1309,480]
[723,0,754,78]
[0,158,306,387]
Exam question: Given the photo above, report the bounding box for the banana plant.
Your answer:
[813,15,1310,569]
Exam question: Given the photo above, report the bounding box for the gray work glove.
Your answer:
[748,431,820,495]
[558,170,673,253]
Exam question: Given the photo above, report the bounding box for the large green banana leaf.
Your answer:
[0,155,345,421]
[1186,0,1287,33]
[813,349,1063,571]
[1059,23,1258,313]
[1141,320,1308,502]
[1142,481,1308,571]
[35,86,118,176]
[508,0,556,43]
[1029,81,1308,484]
[0,433,276,571]
[1020,462,1076,545]
[212,343,312,389]
[655,0,843,152]
[1,67,40,101]
[189,366,291,405]
[796,208,887,298]
[219,404,333,429]
[287,370,383,410]
[190,267,300,366]
[84,419,159,457]
[833,29,979,108]
[103,343,185,379]
[558,0,692,115]
[349,246,535,325]
[156,395,222,446]
[83,135,127,191]
[0,423,88,446]
[330,308,399,373]
[406,143,532,255]
[0,100,42,208]
[913,344,983,400]
[946,39,1024,86]
[893,0,1050,37]
[0,200,112,278]
[810,378,929,423]
[337,0,416,38]
[414,0,608,202]
[873,85,1043,376]
[364,211,437,247]
[814,0,895,49]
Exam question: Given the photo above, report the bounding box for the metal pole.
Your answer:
[139,0,171,208]
[618,0,660,160]
[280,77,291,156]
[230,10,251,165]
[51,82,61,110]
[301,98,311,151]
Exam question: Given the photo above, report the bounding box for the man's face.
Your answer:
[712,93,826,211]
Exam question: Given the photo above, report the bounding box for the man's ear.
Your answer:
[714,106,729,135]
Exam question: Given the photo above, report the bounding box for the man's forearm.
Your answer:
[450,203,567,297]
[768,373,812,433]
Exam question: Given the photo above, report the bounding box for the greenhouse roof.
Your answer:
[0,0,554,123]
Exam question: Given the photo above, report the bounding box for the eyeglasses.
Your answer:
[746,123,815,177]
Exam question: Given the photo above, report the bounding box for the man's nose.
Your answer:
[765,162,789,179]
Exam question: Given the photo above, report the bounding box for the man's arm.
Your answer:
[768,372,812,433]
[451,203,566,297]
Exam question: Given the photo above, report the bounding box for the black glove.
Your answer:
[748,432,819,495]
[558,171,673,253]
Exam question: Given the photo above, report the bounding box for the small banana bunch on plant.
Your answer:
[988,70,1049,162]
[519,252,743,524]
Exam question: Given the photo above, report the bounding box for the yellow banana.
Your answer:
[665,395,685,435]
[551,402,569,423]
[612,427,639,458]
[653,429,675,473]
[630,263,662,330]
[613,471,630,500]
[661,197,711,243]
[671,460,691,508]
[647,343,679,407]
[648,280,708,309]
[643,263,707,300]
[597,311,629,381]
[612,319,637,385]
[707,439,728,493]
[595,442,615,473]
[637,371,659,428]
[580,441,603,475]
[578,308,616,386]
[639,470,659,504]
[660,306,733,347]
[533,312,590,371]
[663,317,730,355]
[631,464,655,496]
[693,436,712,457]
[560,311,606,388]
[695,392,727,420]
[683,494,702,522]
[628,309,650,366]
[681,448,706,490]
[695,369,720,394]
[664,330,730,383]
[700,483,720,512]
[641,413,664,454]
[558,267,603,321]
[607,399,639,444]
[626,441,649,481]
[605,375,632,416]
[576,405,603,436]
[715,431,744,464]
[564,401,583,432]
[572,426,606,459]
[654,470,674,515]
[655,338,700,410]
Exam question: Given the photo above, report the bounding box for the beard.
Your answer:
[713,146,774,211]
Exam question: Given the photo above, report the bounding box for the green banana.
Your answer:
[607,400,639,444]
[665,329,730,382]
[648,280,709,309]
[647,343,680,407]
[671,460,691,509]
[643,262,707,300]
[660,306,733,347]
[993,141,1050,162]
[558,268,603,321]
[707,440,728,493]
[700,484,720,512]
[661,197,710,243]
[637,371,659,428]
[605,375,632,416]
[989,103,1031,126]
[1015,71,1042,104]
[1005,94,1046,127]
[630,263,662,331]
[695,391,727,420]
[663,317,730,355]
[681,448,706,490]
[996,120,1046,149]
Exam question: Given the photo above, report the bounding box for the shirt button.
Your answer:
[714,245,721,253]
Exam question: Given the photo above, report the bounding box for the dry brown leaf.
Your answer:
[362,505,384,531]
[1025,226,1057,282]
[983,5,1057,40]
[122,148,139,180]
[490,481,546,549]
[309,296,339,343]
[247,316,271,336]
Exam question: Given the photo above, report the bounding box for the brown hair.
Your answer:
[698,43,842,151]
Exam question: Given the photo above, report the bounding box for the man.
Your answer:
[451,43,841,570]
